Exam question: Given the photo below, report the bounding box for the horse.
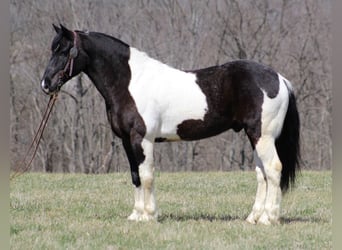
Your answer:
[41,24,300,225]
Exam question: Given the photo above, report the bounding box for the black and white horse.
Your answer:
[41,25,300,225]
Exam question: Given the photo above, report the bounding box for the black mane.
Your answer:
[84,31,130,58]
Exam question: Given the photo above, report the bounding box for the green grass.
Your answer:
[10,171,331,250]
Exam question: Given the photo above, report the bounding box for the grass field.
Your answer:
[10,171,331,250]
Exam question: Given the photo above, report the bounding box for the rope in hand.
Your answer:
[10,93,58,181]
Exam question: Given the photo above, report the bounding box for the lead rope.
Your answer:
[10,93,58,181]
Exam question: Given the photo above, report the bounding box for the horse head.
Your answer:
[41,24,88,95]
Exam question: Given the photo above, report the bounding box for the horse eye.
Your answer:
[53,44,60,53]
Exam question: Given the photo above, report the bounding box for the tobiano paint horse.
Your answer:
[41,25,300,225]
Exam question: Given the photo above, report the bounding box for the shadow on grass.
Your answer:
[280,216,330,224]
[158,213,242,222]
[158,213,329,224]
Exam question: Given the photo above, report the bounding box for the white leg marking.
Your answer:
[255,137,282,225]
[128,139,157,221]
[127,186,144,221]
[246,152,267,224]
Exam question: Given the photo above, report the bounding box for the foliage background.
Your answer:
[10,0,331,173]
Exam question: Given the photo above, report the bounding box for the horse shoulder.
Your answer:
[128,49,209,139]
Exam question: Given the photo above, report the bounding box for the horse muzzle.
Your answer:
[41,78,63,95]
[41,71,67,95]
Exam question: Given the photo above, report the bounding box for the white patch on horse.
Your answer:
[41,80,48,92]
[279,73,293,92]
[128,48,208,140]
[260,74,289,138]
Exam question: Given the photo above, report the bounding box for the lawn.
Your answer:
[10,171,331,249]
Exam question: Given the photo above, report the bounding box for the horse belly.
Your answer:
[157,87,209,140]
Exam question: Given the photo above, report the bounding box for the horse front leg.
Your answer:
[138,139,157,221]
[123,132,157,221]
[122,138,144,221]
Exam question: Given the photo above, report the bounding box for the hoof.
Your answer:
[127,210,141,221]
[246,211,262,225]
[257,213,279,225]
[246,215,257,225]
[141,213,157,221]
[257,215,272,225]
[127,210,157,222]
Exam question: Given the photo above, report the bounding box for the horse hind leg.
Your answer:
[254,136,282,225]
[246,152,267,224]
[246,76,289,225]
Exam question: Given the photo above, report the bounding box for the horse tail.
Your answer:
[275,85,301,192]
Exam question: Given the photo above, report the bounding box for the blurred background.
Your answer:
[10,0,331,173]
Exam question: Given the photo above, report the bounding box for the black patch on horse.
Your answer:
[177,60,279,148]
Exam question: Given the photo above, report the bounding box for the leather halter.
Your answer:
[60,31,78,80]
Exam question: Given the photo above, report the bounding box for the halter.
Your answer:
[60,31,79,81]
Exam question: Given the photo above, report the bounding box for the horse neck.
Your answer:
[82,33,131,103]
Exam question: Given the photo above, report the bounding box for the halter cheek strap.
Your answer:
[62,31,78,78]
[68,32,78,76]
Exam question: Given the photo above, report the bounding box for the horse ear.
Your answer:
[60,24,74,41]
[52,24,61,33]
